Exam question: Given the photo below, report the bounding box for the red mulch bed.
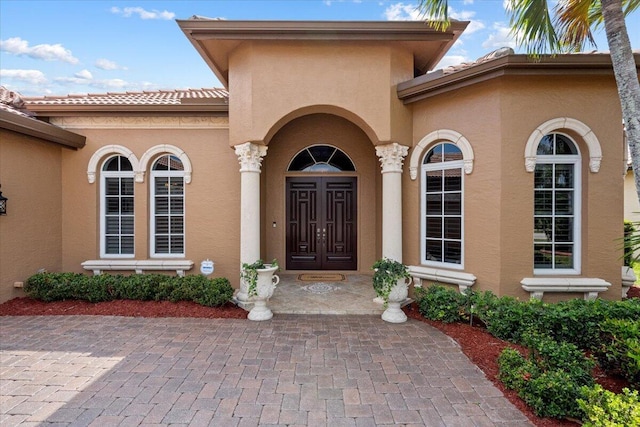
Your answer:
[0,298,247,318]
[1,287,638,427]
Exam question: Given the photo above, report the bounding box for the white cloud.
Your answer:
[434,54,469,69]
[463,0,474,4]
[74,69,93,80]
[384,3,485,35]
[0,69,47,84]
[110,6,175,20]
[95,58,126,71]
[384,3,422,21]
[482,23,518,50]
[0,37,78,64]
[449,10,485,35]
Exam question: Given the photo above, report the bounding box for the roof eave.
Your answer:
[23,103,229,115]
[177,19,470,89]
[398,53,640,104]
[0,110,86,149]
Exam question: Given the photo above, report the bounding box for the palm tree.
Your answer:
[418,0,640,201]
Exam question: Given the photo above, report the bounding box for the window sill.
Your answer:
[81,259,194,277]
[520,277,611,301]
[408,265,476,293]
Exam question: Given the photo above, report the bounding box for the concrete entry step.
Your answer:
[267,274,386,315]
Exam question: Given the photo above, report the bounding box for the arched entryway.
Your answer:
[262,113,379,273]
[286,146,357,270]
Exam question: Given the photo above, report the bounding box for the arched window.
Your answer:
[101,156,135,257]
[150,155,185,257]
[288,145,355,172]
[533,133,581,273]
[422,143,464,267]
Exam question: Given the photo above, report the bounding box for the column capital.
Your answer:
[376,142,409,174]
[235,142,268,173]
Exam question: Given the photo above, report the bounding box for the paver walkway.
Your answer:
[0,315,533,426]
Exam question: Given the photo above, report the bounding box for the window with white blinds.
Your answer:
[533,133,581,274]
[421,143,464,267]
[101,156,135,257]
[151,155,185,257]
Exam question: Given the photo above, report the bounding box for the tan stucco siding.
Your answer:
[59,125,242,287]
[408,80,504,296]
[228,41,414,147]
[0,130,63,302]
[499,76,624,300]
[408,74,625,299]
[263,114,379,272]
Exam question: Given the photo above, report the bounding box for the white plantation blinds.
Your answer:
[534,134,580,272]
[151,155,185,256]
[101,156,134,256]
[422,143,464,266]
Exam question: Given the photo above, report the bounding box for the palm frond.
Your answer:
[417,0,450,31]
[555,0,597,51]
[507,0,561,55]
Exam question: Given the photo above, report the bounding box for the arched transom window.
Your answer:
[422,143,464,267]
[533,133,581,273]
[288,145,355,172]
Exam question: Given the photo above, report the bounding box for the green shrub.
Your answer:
[497,347,539,390]
[594,319,640,388]
[498,333,594,419]
[191,277,234,307]
[414,285,465,323]
[578,385,640,427]
[522,369,586,419]
[73,273,116,302]
[25,272,85,302]
[522,331,595,386]
[114,274,165,301]
[483,297,545,343]
[24,272,233,307]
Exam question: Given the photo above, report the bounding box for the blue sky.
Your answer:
[1,0,638,96]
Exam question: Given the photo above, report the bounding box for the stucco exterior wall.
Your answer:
[0,130,63,303]
[228,41,414,147]
[262,113,379,272]
[499,75,624,300]
[407,80,504,296]
[56,118,242,287]
[407,74,624,300]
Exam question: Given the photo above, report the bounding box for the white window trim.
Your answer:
[100,157,135,259]
[524,117,601,173]
[409,129,475,180]
[150,168,186,258]
[533,134,582,275]
[421,156,465,269]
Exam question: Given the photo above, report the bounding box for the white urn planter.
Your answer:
[372,258,410,324]
[247,264,280,321]
[381,277,410,323]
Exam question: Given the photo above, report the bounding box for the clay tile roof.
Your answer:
[24,88,229,106]
[0,86,33,118]
[442,47,515,76]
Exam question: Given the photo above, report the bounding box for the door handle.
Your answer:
[317,228,321,242]
[322,228,326,244]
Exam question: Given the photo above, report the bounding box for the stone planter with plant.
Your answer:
[372,257,411,323]
[241,259,279,321]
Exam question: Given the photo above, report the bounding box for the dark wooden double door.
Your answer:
[286,177,357,270]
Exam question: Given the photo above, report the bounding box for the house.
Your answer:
[1,19,638,304]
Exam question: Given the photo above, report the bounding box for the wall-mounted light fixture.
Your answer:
[0,184,8,215]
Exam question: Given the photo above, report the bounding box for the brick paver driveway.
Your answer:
[1,315,533,426]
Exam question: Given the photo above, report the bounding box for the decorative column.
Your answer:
[376,143,409,263]
[234,142,268,302]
